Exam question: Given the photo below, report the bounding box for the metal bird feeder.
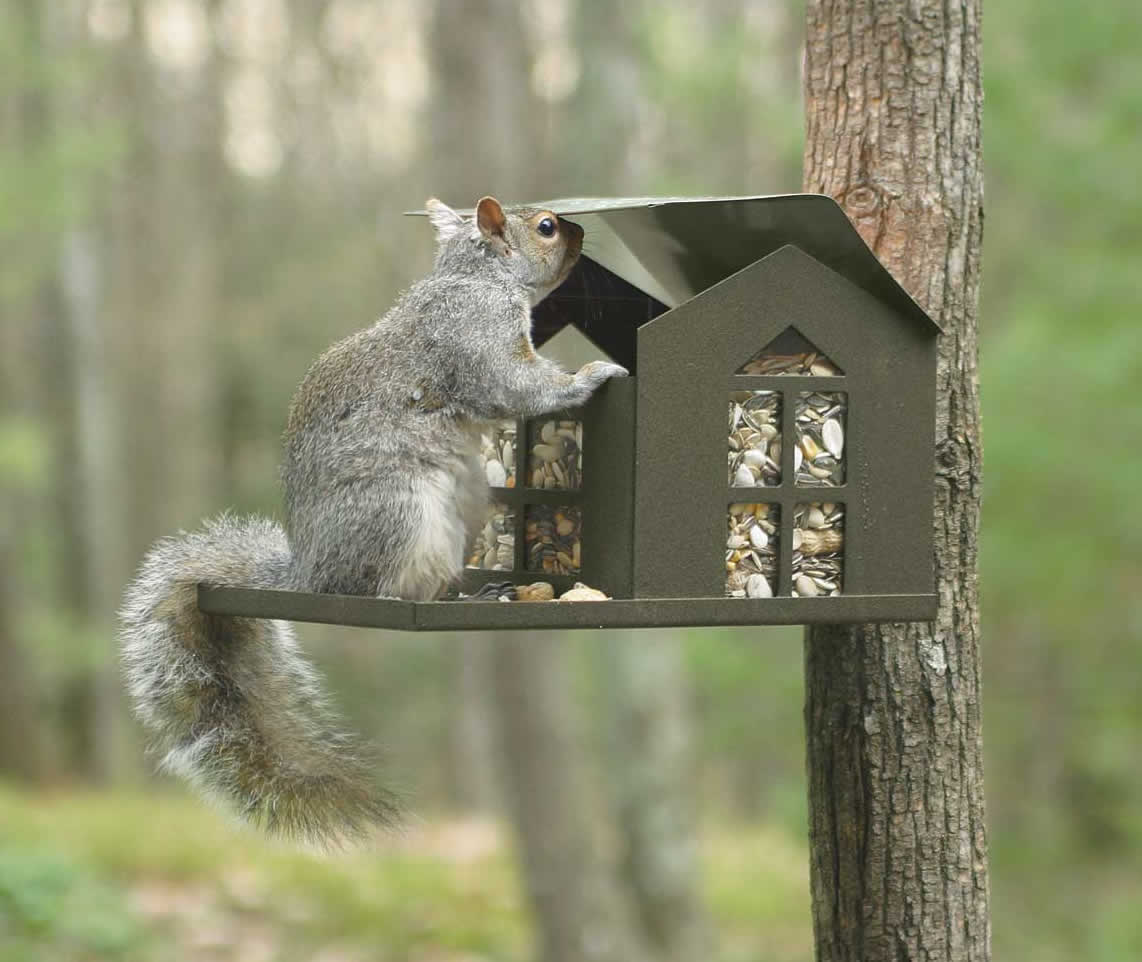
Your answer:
[200,195,940,631]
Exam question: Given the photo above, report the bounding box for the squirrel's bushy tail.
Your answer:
[119,514,398,848]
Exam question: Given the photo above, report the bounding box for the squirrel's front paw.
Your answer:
[578,360,629,382]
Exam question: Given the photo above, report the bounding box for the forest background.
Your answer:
[1,1,1139,960]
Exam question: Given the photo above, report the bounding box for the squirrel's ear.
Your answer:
[475,196,507,243]
[425,197,465,242]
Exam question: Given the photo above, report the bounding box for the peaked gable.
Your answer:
[639,244,932,382]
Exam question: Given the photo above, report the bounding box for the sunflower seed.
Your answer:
[746,574,773,598]
[794,392,847,486]
[468,503,517,570]
[822,418,844,457]
[725,503,780,597]
[728,391,781,486]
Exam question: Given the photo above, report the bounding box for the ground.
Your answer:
[0,785,811,962]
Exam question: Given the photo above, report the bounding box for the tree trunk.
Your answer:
[0,504,48,781]
[800,2,989,961]
[62,227,134,783]
[428,0,529,818]
[598,637,710,962]
[490,633,652,962]
[428,0,535,200]
[451,635,499,811]
[0,0,53,784]
[146,0,226,532]
[51,0,133,783]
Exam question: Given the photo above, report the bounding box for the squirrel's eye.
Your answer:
[537,217,556,238]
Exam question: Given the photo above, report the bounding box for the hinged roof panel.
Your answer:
[408,194,941,335]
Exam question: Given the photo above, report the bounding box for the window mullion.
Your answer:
[778,388,796,596]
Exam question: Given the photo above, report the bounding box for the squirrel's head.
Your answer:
[425,196,583,306]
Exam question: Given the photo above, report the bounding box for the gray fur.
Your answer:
[120,197,625,846]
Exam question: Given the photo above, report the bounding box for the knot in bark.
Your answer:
[842,184,881,215]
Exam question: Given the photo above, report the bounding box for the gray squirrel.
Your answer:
[119,197,626,847]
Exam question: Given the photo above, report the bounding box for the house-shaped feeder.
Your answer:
[200,195,941,631]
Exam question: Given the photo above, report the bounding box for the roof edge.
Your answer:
[406,193,942,334]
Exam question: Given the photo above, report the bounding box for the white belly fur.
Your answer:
[388,443,489,602]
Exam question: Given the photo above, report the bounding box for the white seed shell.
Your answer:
[485,460,507,487]
[795,575,820,597]
[822,418,844,457]
[746,574,773,598]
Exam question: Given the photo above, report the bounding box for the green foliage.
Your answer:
[0,850,143,960]
[981,0,1142,818]
[978,0,1142,953]
[0,785,530,961]
[685,627,806,825]
[0,8,120,302]
[0,417,52,489]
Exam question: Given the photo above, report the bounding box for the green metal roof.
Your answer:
[409,194,941,335]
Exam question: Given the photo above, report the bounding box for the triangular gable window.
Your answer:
[736,326,843,376]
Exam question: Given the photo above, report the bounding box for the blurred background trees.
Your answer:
[0,1,1139,960]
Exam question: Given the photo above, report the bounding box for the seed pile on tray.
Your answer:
[525,504,582,575]
[461,580,609,602]
[728,391,782,486]
[792,502,844,596]
[725,502,780,598]
[794,392,846,486]
[738,351,841,376]
[467,502,516,570]
[480,419,516,488]
[527,419,582,489]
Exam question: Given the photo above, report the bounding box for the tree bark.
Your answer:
[490,633,652,962]
[800,2,989,961]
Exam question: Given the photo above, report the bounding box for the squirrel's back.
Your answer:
[280,295,488,600]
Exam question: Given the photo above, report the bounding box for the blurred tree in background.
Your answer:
[1,1,1140,960]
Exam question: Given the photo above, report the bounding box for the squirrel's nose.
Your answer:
[560,218,584,257]
[560,218,584,242]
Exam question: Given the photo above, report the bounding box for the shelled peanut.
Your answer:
[791,502,844,596]
[526,419,582,489]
